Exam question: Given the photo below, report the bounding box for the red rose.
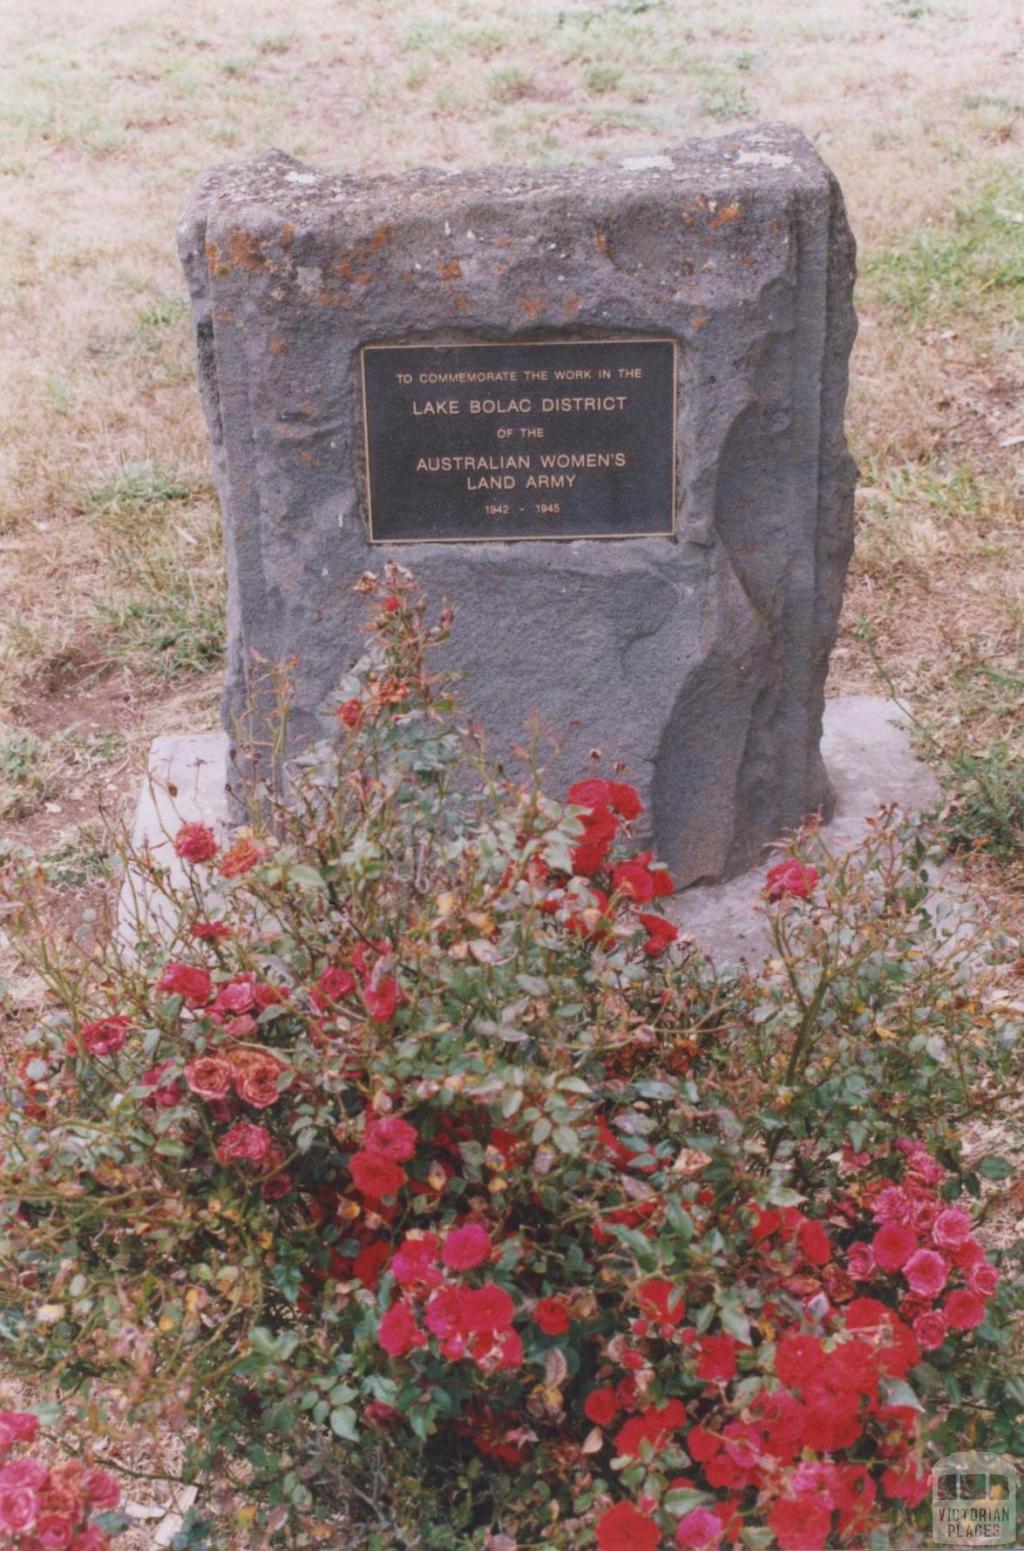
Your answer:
[584,1388,619,1427]
[637,912,678,956]
[381,595,401,613]
[611,852,674,902]
[377,1299,426,1358]
[687,1425,719,1462]
[532,1296,571,1336]
[774,1332,825,1388]
[216,1121,271,1166]
[903,1247,949,1299]
[913,1309,949,1349]
[218,836,265,878]
[596,1501,659,1551]
[79,1015,132,1057]
[350,1150,405,1199]
[441,1222,491,1271]
[185,1055,234,1101]
[567,779,642,820]
[83,1468,120,1510]
[769,1498,832,1551]
[945,1288,985,1329]
[694,1332,739,1383]
[872,1222,917,1271]
[570,803,618,876]
[614,1401,686,1457]
[931,1206,972,1249]
[173,822,218,864]
[337,698,364,730]
[636,1277,685,1325]
[140,1062,182,1110]
[365,1115,418,1161]
[798,1218,832,1266]
[310,965,357,1010]
[765,859,820,901]
[391,1234,441,1292]
[456,1282,516,1334]
[156,962,212,1006]
[363,974,401,1023]
[191,920,232,941]
[354,1240,391,1290]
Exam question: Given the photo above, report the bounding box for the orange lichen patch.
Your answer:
[270,337,287,355]
[493,235,512,248]
[206,241,230,277]
[334,224,392,280]
[708,202,742,231]
[353,271,373,285]
[439,258,462,281]
[227,229,266,272]
[516,293,547,320]
[452,294,472,314]
[280,222,295,252]
[593,229,609,257]
[563,294,581,320]
[691,311,708,332]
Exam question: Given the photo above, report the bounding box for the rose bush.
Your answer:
[0,568,1021,1549]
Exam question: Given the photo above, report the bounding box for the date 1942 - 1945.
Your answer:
[485,503,561,519]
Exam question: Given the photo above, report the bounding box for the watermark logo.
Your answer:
[932,1452,1018,1545]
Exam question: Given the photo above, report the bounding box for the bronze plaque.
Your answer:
[360,338,676,544]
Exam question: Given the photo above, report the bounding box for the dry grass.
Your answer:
[0,0,1021,882]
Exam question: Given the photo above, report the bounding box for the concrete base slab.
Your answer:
[669,695,942,962]
[119,730,231,943]
[125,696,942,959]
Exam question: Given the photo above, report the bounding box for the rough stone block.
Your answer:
[178,124,857,885]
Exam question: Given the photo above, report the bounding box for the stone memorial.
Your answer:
[178,122,856,887]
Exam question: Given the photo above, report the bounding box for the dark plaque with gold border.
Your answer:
[361,338,676,544]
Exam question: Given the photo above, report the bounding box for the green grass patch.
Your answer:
[0,728,53,820]
[868,172,1024,324]
[40,823,114,888]
[86,461,195,513]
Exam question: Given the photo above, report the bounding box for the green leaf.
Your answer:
[330,1405,359,1441]
[718,1303,752,1345]
[286,863,328,889]
[881,1378,923,1411]
[664,1488,713,1517]
[977,1154,1014,1182]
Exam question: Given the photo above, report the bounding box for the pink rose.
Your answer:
[0,1460,47,1489]
[37,1515,74,1550]
[84,1468,120,1510]
[932,1207,972,1250]
[185,1056,234,1101]
[441,1222,491,1271]
[967,1260,1000,1299]
[234,1062,285,1110]
[215,977,256,1015]
[0,1414,38,1455]
[872,1186,912,1224]
[79,1016,132,1058]
[173,822,218,865]
[0,1484,40,1534]
[912,1309,949,1350]
[847,1242,875,1280]
[676,1507,725,1549]
[765,859,819,902]
[903,1248,949,1299]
